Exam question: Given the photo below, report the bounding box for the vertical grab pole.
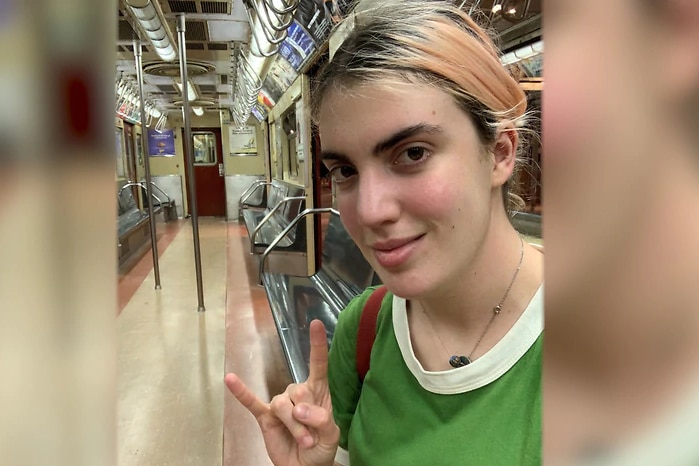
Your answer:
[177,15,206,312]
[134,40,162,290]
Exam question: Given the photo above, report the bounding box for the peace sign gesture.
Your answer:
[225,320,340,466]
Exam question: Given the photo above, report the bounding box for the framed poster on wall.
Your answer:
[147,129,176,156]
[229,125,257,155]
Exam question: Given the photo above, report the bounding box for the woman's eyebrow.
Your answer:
[320,151,350,164]
[320,123,442,162]
[372,123,442,155]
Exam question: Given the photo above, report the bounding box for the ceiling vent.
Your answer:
[157,84,178,93]
[143,60,216,77]
[185,21,207,41]
[198,84,218,93]
[207,43,228,51]
[201,1,229,14]
[118,19,137,41]
[168,0,197,13]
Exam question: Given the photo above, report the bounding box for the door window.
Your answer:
[192,132,217,165]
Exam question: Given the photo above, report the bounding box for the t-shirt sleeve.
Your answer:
[328,287,377,452]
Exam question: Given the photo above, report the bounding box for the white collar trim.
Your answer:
[392,284,544,394]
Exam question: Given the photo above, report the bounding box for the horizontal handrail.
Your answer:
[249,0,292,43]
[118,181,143,197]
[238,180,271,210]
[250,196,306,251]
[259,208,339,284]
[118,181,165,208]
[263,0,299,16]
[257,0,295,33]
[143,181,172,204]
[238,56,262,89]
[243,3,283,56]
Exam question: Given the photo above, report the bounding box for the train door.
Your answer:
[183,127,226,217]
[122,122,140,204]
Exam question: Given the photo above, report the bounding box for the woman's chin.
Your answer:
[377,275,432,300]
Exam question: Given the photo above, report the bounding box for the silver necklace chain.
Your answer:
[421,235,525,368]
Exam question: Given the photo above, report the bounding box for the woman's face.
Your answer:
[318,83,499,299]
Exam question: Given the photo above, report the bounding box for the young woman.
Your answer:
[225,1,543,465]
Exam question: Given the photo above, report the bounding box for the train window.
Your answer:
[282,108,305,185]
[271,119,284,179]
[115,127,126,178]
[192,132,217,165]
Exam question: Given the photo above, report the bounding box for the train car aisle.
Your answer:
[117,218,290,465]
[222,223,291,466]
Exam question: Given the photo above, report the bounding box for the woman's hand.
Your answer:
[225,320,340,466]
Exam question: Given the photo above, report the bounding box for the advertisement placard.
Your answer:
[229,125,258,155]
[148,129,176,157]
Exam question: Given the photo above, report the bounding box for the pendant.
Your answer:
[449,355,471,368]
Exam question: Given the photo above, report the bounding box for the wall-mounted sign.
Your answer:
[285,21,315,64]
[293,1,332,44]
[262,54,299,104]
[258,89,275,111]
[251,104,267,122]
[148,129,176,157]
[279,42,304,72]
[229,125,257,155]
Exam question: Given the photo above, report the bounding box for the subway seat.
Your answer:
[261,212,381,383]
[241,180,307,254]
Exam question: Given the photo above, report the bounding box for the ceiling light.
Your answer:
[500,40,543,66]
[126,0,177,62]
[208,20,250,42]
[192,106,204,116]
[492,3,502,14]
[174,79,198,102]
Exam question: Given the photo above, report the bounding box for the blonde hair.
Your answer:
[311,0,529,214]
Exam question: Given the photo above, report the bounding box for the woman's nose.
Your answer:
[355,171,401,228]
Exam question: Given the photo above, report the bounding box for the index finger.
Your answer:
[225,373,269,419]
[307,319,330,387]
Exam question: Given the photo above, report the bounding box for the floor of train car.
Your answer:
[117,218,288,466]
[117,218,542,465]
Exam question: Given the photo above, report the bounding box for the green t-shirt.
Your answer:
[328,286,543,466]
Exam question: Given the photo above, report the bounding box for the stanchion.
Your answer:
[134,40,161,290]
[176,15,205,312]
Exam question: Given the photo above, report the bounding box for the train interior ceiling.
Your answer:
[115,1,541,462]
[115,0,542,231]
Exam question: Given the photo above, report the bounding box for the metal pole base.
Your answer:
[155,285,162,290]
[197,306,206,312]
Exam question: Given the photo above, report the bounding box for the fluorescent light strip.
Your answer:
[174,79,198,102]
[127,0,176,62]
[500,40,543,66]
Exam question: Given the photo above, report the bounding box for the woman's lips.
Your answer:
[371,234,425,268]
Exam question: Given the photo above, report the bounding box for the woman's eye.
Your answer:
[329,165,357,183]
[395,146,430,165]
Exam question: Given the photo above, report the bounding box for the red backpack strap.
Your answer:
[356,286,388,383]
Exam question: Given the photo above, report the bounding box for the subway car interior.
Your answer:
[115,0,542,463]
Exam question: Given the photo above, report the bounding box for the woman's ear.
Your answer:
[491,122,518,188]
